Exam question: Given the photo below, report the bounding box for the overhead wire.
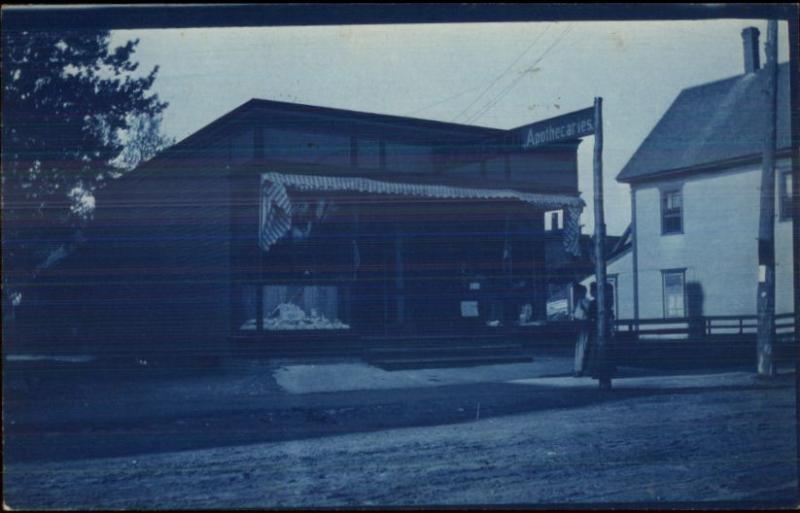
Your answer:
[405,82,490,117]
[450,24,553,123]
[465,24,574,125]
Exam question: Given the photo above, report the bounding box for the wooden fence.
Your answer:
[610,313,796,367]
[614,313,795,341]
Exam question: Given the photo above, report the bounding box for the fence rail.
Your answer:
[614,313,795,340]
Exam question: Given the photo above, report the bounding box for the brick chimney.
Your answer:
[741,27,761,74]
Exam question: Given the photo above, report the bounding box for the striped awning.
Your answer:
[260,172,584,256]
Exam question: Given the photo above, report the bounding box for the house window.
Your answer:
[662,269,686,319]
[661,188,683,234]
[780,170,792,221]
[545,210,563,231]
[607,274,618,319]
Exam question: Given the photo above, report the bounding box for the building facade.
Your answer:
[626,159,793,319]
[18,99,587,358]
[596,28,793,323]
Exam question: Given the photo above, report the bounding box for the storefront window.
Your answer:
[238,284,350,331]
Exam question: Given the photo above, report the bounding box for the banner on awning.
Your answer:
[260,172,584,256]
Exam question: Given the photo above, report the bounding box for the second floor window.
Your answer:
[661,188,683,234]
[780,170,792,221]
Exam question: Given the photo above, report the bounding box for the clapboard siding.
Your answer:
[633,159,793,319]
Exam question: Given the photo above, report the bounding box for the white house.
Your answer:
[579,227,634,319]
[586,27,793,323]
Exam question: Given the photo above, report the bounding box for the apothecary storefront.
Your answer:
[222,99,584,349]
[233,174,582,339]
[42,99,584,359]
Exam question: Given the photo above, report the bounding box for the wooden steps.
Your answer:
[364,336,531,370]
[230,332,533,369]
[369,353,533,370]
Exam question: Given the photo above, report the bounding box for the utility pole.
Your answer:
[593,96,612,390]
[757,20,779,377]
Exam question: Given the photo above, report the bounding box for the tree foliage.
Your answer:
[114,112,176,171]
[2,29,170,296]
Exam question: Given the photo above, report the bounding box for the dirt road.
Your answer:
[4,367,796,509]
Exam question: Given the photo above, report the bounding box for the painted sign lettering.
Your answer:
[515,107,595,149]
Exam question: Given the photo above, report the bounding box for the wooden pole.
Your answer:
[630,187,640,330]
[593,97,612,390]
[757,20,779,377]
[790,11,800,387]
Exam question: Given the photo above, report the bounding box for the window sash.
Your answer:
[662,270,686,319]
[780,171,792,220]
[665,191,682,211]
[661,189,683,234]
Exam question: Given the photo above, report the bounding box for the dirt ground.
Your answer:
[3,358,798,509]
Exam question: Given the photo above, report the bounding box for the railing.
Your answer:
[614,313,795,341]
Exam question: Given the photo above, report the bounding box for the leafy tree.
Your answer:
[2,29,170,301]
[113,112,176,171]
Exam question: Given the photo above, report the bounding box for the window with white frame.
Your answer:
[606,274,618,319]
[661,188,683,234]
[544,210,563,231]
[662,269,686,319]
[780,169,792,221]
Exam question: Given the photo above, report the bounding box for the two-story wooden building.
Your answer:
[592,28,793,326]
[22,99,586,359]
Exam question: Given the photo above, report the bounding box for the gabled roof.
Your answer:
[617,62,791,183]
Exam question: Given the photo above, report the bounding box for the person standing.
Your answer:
[586,281,617,379]
[572,283,591,376]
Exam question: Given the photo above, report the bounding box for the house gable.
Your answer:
[617,62,791,184]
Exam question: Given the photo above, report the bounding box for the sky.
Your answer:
[111,19,790,235]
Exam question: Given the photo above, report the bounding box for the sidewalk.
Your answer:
[510,369,795,390]
[273,356,573,394]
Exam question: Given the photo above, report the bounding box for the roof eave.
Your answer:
[617,147,794,185]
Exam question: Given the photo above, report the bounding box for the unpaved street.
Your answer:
[4,366,796,509]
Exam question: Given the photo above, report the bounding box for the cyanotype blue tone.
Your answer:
[2,5,797,509]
